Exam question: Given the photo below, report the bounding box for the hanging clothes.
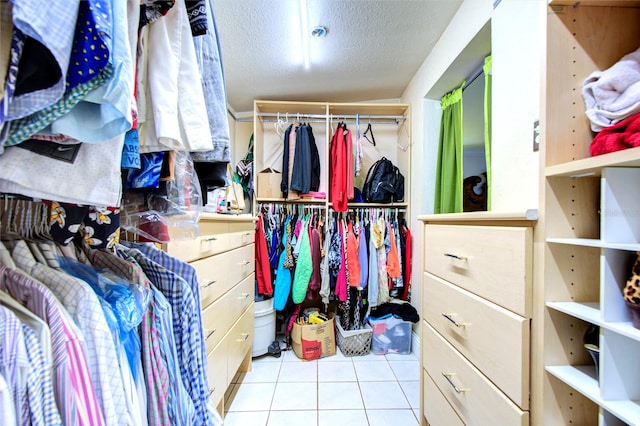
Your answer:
[292,215,312,304]
[330,123,349,212]
[0,266,106,426]
[401,223,412,301]
[10,241,132,426]
[346,220,360,288]
[273,216,292,311]
[307,218,322,301]
[255,214,274,297]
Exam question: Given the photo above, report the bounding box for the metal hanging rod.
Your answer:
[247,111,407,125]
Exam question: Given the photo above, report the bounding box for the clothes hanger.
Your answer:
[363,120,376,146]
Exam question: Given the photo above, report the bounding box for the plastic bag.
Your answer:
[58,256,149,377]
[120,151,202,242]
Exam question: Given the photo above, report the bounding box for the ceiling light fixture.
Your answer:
[310,26,327,38]
[299,0,310,69]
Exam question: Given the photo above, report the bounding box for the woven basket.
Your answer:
[335,321,372,357]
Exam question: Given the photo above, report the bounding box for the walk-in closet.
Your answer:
[2,0,640,425]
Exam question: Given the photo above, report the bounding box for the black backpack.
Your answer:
[362,157,404,203]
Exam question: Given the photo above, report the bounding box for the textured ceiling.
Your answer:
[213,0,464,113]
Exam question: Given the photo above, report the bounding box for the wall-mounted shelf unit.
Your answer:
[540,3,640,425]
[253,100,412,217]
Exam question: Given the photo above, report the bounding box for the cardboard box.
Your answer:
[369,316,412,355]
[291,315,336,361]
[257,168,282,199]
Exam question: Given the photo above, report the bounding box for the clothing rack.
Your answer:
[250,111,406,125]
[258,202,326,217]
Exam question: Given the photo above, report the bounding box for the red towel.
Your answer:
[590,112,640,156]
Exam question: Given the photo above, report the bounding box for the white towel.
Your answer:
[583,47,640,132]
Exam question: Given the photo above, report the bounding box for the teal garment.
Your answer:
[273,217,292,311]
[292,215,312,304]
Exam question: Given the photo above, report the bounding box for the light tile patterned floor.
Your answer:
[224,347,420,426]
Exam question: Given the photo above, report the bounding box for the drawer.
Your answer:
[423,369,464,426]
[227,305,254,380]
[423,273,530,409]
[192,244,255,308]
[423,224,532,317]
[226,230,254,251]
[202,274,254,354]
[422,323,529,426]
[163,233,230,263]
[206,337,228,408]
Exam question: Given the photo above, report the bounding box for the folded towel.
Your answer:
[583,47,640,132]
[590,112,640,156]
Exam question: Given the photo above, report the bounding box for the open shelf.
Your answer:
[546,238,640,251]
[547,302,601,324]
[547,364,640,426]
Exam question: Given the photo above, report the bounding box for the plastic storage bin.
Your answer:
[369,316,412,355]
[336,321,372,357]
[252,299,276,357]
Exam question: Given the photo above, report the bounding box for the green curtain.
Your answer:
[483,55,492,210]
[434,86,464,214]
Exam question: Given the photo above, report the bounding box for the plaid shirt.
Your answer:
[87,249,171,426]
[123,246,217,426]
[22,323,63,426]
[124,242,217,420]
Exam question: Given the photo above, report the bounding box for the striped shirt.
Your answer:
[124,243,220,425]
[88,249,171,426]
[124,248,214,425]
[0,306,29,425]
[22,324,63,426]
[0,266,105,426]
[12,241,131,426]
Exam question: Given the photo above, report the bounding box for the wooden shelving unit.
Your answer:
[539,3,640,424]
[252,100,412,217]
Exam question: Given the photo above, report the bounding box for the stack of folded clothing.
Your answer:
[583,47,640,133]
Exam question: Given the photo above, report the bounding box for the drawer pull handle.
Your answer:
[442,313,466,328]
[238,293,251,300]
[201,280,217,288]
[237,333,250,342]
[243,232,252,236]
[441,372,470,394]
[205,329,216,339]
[240,260,251,266]
[444,253,468,261]
[204,237,218,242]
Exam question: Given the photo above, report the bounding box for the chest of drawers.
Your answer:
[418,212,536,426]
[163,213,255,417]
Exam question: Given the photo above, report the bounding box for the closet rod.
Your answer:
[251,112,407,123]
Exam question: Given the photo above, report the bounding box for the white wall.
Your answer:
[401,0,545,317]
[490,0,544,211]
[402,0,494,316]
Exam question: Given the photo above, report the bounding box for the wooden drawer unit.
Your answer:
[162,214,256,418]
[193,244,255,308]
[423,369,464,426]
[207,338,228,408]
[202,274,254,354]
[163,233,230,263]
[424,223,533,317]
[423,323,529,426]
[424,272,530,409]
[226,306,254,381]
